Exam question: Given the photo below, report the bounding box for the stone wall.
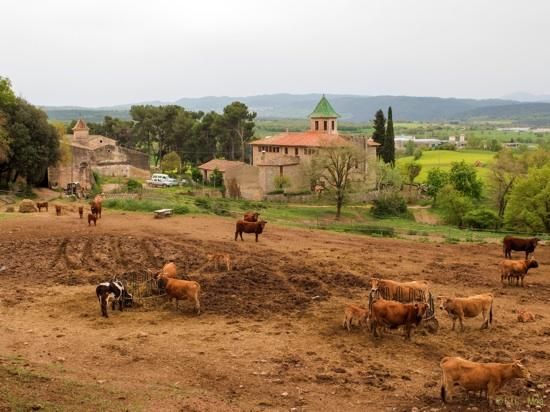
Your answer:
[224,164,263,200]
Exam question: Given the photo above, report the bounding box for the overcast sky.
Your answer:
[1,0,549,107]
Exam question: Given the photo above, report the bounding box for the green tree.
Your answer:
[504,164,550,232]
[220,102,256,161]
[372,109,386,158]
[403,161,422,186]
[209,168,224,187]
[380,106,395,165]
[426,167,449,202]
[449,161,483,200]
[404,140,415,156]
[437,184,474,227]
[161,151,181,174]
[489,148,526,219]
[374,159,402,193]
[317,142,363,219]
[413,148,423,160]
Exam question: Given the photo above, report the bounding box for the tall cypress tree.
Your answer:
[372,109,386,158]
[382,106,395,166]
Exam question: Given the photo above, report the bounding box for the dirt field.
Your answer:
[0,210,549,411]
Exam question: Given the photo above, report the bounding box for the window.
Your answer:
[295,148,299,156]
[284,147,288,154]
[331,120,335,130]
[324,120,328,130]
[315,121,319,131]
[304,148,317,155]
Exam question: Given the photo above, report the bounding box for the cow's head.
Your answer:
[414,303,428,323]
[259,220,267,229]
[512,361,530,380]
[369,278,380,292]
[531,238,540,246]
[528,259,539,269]
[438,296,450,311]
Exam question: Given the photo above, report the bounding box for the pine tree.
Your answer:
[381,106,395,165]
[372,109,386,158]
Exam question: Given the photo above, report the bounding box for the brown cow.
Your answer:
[517,308,535,323]
[500,258,538,287]
[503,236,539,259]
[88,213,97,226]
[78,206,84,219]
[235,220,267,242]
[90,194,104,218]
[158,262,177,279]
[370,299,428,340]
[342,304,369,332]
[156,274,201,314]
[369,278,430,303]
[243,212,260,222]
[36,201,48,212]
[439,293,493,332]
[55,205,62,216]
[440,356,530,406]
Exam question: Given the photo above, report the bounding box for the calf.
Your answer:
[500,258,538,287]
[96,279,133,318]
[90,201,101,218]
[517,308,535,323]
[157,274,201,314]
[439,293,493,332]
[36,201,48,212]
[243,211,260,222]
[88,213,97,226]
[235,220,267,242]
[78,206,84,219]
[503,236,539,259]
[342,303,369,332]
[370,299,428,340]
[440,356,530,406]
[55,205,62,216]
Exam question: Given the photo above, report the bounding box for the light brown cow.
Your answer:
[156,274,201,314]
[55,205,62,216]
[517,308,535,323]
[440,356,530,406]
[159,262,177,279]
[370,299,428,340]
[91,193,104,219]
[342,303,369,332]
[500,258,539,287]
[369,278,430,303]
[439,293,493,332]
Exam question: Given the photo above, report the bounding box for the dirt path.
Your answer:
[0,211,549,411]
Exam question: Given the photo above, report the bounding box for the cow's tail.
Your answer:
[440,370,448,402]
[489,300,493,325]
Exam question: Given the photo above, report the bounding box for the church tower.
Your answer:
[72,118,90,145]
[309,95,340,134]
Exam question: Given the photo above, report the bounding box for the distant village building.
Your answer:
[48,119,150,190]
[223,96,378,200]
[394,135,442,150]
[198,159,245,182]
[448,134,467,148]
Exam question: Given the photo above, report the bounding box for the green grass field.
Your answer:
[396,150,496,182]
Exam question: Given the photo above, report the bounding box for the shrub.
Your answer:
[172,205,190,215]
[194,198,211,210]
[191,167,203,183]
[273,175,291,190]
[463,208,501,230]
[161,151,181,174]
[267,189,284,195]
[437,143,457,151]
[209,168,223,187]
[370,191,408,218]
[413,148,423,160]
[127,179,142,193]
[436,185,473,227]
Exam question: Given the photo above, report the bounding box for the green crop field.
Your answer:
[396,150,496,182]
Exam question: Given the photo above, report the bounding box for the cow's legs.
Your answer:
[451,316,456,331]
[480,311,488,329]
[255,233,258,242]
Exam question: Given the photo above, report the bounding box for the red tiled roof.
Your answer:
[250,132,380,148]
[250,132,349,148]
[198,159,245,172]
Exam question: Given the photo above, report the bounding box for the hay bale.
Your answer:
[19,199,37,213]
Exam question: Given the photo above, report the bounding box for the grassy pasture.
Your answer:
[396,149,495,182]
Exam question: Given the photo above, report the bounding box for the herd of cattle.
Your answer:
[35,195,103,226]
[30,200,545,406]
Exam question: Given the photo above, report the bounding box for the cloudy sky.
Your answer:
[1,0,549,107]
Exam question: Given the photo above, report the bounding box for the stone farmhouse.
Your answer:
[224,96,378,200]
[48,119,150,190]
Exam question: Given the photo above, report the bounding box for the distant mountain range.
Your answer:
[42,93,550,125]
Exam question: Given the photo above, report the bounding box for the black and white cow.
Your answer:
[96,279,133,318]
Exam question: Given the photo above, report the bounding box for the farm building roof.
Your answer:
[198,159,246,172]
[250,132,379,147]
[309,95,340,118]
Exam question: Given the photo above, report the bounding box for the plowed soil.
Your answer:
[0,210,549,411]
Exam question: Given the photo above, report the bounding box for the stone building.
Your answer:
[198,159,246,182]
[225,96,378,199]
[48,119,150,190]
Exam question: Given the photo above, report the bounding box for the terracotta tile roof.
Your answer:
[198,159,246,172]
[72,118,89,130]
[250,132,350,148]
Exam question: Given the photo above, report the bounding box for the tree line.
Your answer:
[69,102,257,166]
[0,77,59,189]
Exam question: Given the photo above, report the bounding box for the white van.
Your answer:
[147,173,178,187]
